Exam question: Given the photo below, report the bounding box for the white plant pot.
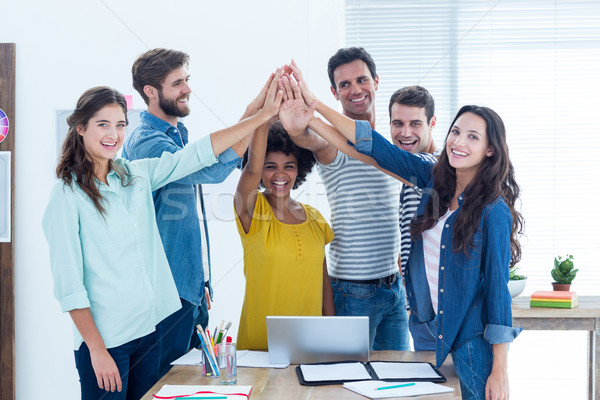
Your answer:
[508,278,527,298]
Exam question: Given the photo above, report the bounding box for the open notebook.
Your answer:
[296,360,445,386]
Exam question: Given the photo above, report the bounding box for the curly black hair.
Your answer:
[242,121,316,189]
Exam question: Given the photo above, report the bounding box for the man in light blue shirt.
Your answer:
[122,48,248,377]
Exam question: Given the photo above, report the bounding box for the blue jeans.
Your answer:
[409,317,437,351]
[450,335,493,400]
[157,296,209,378]
[74,330,160,400]
[331,274,410,350]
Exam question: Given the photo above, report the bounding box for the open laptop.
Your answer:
[266,316,370,364]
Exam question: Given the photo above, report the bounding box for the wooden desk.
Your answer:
[141,351,461,399]
[512,295,600,400]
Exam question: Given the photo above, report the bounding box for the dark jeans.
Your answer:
[74,330,160,400]
[156,296,209,378]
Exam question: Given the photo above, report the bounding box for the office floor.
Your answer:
[508,330,587,399]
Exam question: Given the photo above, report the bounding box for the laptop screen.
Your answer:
[266,316,370,364]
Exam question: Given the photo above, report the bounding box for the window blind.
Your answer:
[345,0,600,295]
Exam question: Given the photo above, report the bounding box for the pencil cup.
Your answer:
[201,347,218,377]
[217,342,237,384]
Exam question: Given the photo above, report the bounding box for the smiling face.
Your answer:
[390,103,436,153]
[446,112,494,176]
[262,151,299,199]
[77,103,127,172]
[331,59,379,119]
[157,66,191,118]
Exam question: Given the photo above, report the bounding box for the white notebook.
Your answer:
[343,380,454,398]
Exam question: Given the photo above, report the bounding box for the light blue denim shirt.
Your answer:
[122,111,241,304]
[353,120,521,367]
[43,136,217,350]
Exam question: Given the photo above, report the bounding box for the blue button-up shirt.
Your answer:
[43,136,218,350]
[353,120,521,367]
[122,111,241,305]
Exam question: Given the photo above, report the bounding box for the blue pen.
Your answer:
[197,331,219,376]
[196,328,219,376]
[376,382,416,390]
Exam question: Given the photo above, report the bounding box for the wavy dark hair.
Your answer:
[411,105,524,266]
[56,86,130,215]
[242,121,316,189]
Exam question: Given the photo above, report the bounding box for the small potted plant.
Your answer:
[508,265,527,298]
[551,254,578,291]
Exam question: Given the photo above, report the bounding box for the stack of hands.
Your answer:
[247,60,320,138]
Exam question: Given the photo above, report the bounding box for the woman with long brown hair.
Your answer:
[280,72,523,399]
[43,84,281,400]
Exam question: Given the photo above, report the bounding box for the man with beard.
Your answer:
[122,48,249,377]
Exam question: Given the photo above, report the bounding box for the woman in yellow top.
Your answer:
[234,72,335,350]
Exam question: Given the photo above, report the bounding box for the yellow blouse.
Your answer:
[235,193,334,350]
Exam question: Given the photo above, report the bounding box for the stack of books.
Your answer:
[530,290,578,308]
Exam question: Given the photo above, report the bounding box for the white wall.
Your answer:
[1,1,342,398]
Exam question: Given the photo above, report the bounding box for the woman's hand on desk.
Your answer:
[90,348,122,393]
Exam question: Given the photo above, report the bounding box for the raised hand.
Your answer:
[258,68,284,120]
[246,72,276,116]
[278,75,318,134]
[287,59,317,105]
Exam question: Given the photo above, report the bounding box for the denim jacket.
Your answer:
[354,120,521,367]
[122,111,241,305]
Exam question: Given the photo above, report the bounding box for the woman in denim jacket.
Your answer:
[281,75,523,400]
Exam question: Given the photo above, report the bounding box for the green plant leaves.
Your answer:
[551,254,577,284]
[509,265,526,281]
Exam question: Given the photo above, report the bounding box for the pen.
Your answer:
[376,382,416,390]
[220,321,232,343]
[216,319,224,343]
[196,325,219,376]
[206,327,214,348]
[204,328,219,369]
[196,329,216,375]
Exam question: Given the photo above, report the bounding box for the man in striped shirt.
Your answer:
[389,86,439,350]
[284,47,410,350]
